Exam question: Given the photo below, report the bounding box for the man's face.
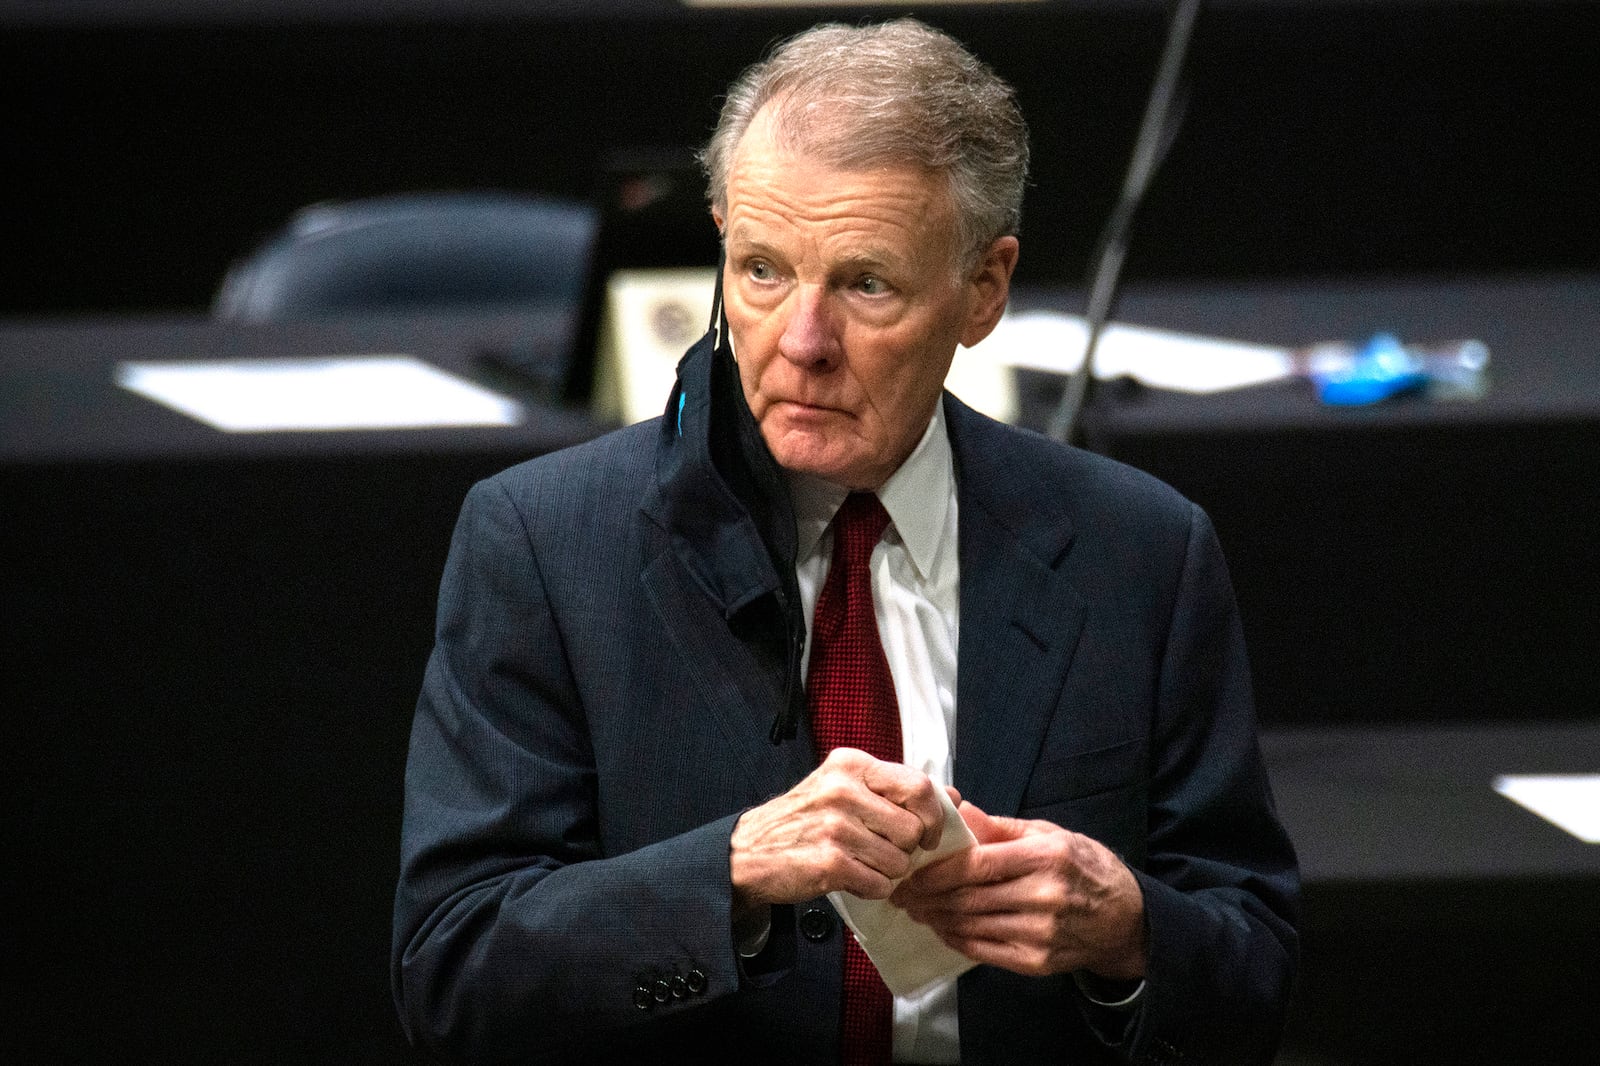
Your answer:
[717,112,1017,490]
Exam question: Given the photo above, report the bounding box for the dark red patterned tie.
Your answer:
[807,492,899,1066]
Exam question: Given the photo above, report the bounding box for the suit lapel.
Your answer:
[947,400,1088,817]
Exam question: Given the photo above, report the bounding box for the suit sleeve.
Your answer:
[390,478,746,1064]
[1102,503,1301,1066]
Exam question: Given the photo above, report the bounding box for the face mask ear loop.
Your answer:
[710,247,729,353]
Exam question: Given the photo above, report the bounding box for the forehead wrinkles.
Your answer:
[725,198,925,262]
[724,157,953,270]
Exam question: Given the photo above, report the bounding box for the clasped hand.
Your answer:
[730,747,948,908]
[730,750,1146,981]
[892,801,1147,981]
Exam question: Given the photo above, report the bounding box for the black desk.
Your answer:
[3,312,605,1064]
[1020,272,1600,727]
[0,308,601,461]
[1262,723,1600,1065]
[1263,722,1600,886]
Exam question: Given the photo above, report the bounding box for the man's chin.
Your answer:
[772,451,891,491]
[759,421,887,488]
[773,452,849,485]
[766,441,855,487]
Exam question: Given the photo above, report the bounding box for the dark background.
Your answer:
[6,0,1599,315]
[6,2,1598,1064]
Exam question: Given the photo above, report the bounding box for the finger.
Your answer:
[963,836,1054,883]
[815,760,929,856]
[818,746,878,771]
[925,930,1060,978]
[897,873,1028,924]
[898,877,1032,922]
[897,833,1048,899]
[731,784,919,903]
[808,798,921,883]
[796,814,916,898]
[807,751,927,855]
[958,801,1028,845]
[860,760,946,852]
[828,849,904,901]
[906,902,1055,946]
[894,845,997,898]
[855,792,931,857]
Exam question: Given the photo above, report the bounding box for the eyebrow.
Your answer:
[723,228,776,257]
[725,228,905,274]
[835,250,902,274]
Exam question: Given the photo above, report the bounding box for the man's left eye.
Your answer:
[857,276,889,296]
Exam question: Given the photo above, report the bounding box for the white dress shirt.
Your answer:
[789,402,962,1065]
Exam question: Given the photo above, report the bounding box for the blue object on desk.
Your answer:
[1312,332,1429,405]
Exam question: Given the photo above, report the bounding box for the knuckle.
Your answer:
[890,809,923,847]
[860,872,894,900]
[1034,879,1068,912]
[817,776,855,805]
[817,808,851,839]
[818,851,853,884]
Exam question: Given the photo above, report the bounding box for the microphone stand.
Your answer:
[1048,0,1205,447]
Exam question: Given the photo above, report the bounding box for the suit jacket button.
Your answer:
[632,985,654,1011]
[669,975,689,999]
[800,906,835,942]
[651,978,671,1004]
[685,968,707,994]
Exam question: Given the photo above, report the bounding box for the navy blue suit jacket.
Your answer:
[392,392,1298,1065]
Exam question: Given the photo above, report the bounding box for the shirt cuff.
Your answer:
[734,907,773,958]
[1073,971,1147,1010]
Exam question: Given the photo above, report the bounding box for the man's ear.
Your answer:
[960,236,1020,349]
[712,208,726,235]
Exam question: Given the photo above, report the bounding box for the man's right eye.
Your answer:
[747,260,774,281]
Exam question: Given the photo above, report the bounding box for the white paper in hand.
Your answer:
[827,787,979,998]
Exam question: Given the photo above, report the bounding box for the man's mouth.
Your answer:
[773,398,844,416]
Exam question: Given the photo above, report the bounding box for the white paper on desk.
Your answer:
[114,355,523,432]
[827,786,979,998]
[969,310,1295,394]
[1493,774,1600,843]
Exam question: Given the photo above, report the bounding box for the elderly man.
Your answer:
[393,18,1297,1066]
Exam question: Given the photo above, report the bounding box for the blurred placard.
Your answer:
[115,355,523,432]
[1495,775,1600,843]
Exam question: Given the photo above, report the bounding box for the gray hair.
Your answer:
[700,19,1030,267]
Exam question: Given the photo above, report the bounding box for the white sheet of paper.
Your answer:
[114,355,523,432]
[827,786,980,998]
[1493,774,1600,843]
[969,309,1295,393]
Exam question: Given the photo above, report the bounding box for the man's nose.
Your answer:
[777,286,841,369]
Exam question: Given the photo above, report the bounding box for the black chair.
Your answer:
[213,191,599,320]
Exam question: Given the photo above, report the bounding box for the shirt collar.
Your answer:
[787,401,954,582]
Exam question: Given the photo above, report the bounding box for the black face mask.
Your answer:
[660,253,808,744]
